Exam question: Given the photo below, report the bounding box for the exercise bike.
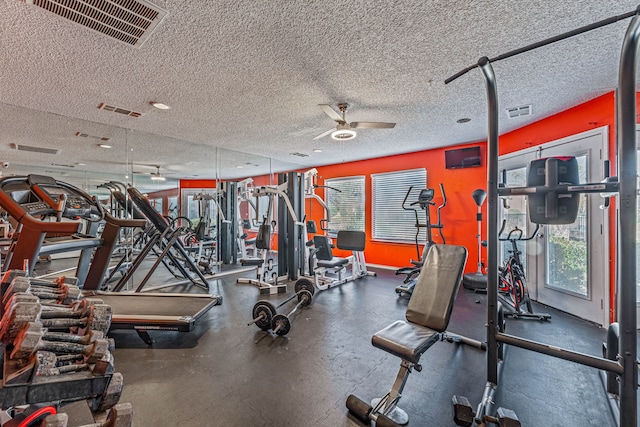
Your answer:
[395,184,446,296]
[498,221,551,320]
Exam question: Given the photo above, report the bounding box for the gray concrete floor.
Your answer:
[93,266,623,427]
[31,255,632,426]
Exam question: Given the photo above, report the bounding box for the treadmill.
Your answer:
[0,174,222,344]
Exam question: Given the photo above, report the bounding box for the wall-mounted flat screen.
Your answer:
[445,146,481,169]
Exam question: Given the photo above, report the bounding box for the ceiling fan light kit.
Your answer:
[331,128,357,140]
[150,165,166,181]
[314,103,395,140]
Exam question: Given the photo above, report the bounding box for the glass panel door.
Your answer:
[499,128,608,326]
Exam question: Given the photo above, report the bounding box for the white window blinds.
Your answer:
[324,176,365,234]
[372,168,427,242]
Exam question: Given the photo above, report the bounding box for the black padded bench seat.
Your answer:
[317,258,349,269]
[240,257,264,267]
[372,320,440,364]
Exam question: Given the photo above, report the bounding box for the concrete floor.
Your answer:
[67,263,626,427]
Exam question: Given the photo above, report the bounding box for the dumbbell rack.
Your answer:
[0,269,128,425]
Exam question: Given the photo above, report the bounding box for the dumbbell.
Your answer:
[40,303,112,335]
[35,350,90,377]
[0,298,111,340]
[271,289,313,336]
[0,269,27,295]
[10,322,110,363]
[3,276,81,306]
[0,299,42,342]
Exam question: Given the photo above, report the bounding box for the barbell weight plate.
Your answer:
[294,278,315,296]
[297,289,313,306]
[252,301,277,331]
[271,313,291,336]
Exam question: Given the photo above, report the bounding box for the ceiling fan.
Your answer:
[150,165,166,181]
[313,103,396,141]
[133,165,166,181]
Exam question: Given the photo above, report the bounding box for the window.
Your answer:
[372,168,426,242]
[325,176,365,234]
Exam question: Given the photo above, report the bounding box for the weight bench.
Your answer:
[346,244,472,426]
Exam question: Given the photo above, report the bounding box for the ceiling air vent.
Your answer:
[10,143,61,155]
[22,0,167,47]
[75,131,110,141]
[506,105,532,119]
[97,103,142,117]
[290,152,309,158]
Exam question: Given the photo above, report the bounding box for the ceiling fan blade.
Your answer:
[318,104,344,123]
[350,122,396,129]
[313,128,337,140]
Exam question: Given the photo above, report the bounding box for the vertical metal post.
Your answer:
[479,57,500,387]
[615,10,640,427]
[278,173,288,278]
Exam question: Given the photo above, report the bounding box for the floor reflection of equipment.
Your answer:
[395,184,446,296]
[462,189,488,291]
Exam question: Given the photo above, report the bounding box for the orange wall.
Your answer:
[311,145,487,267]
[178,91,637,322]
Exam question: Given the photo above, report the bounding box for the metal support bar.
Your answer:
[615,10,640,427]
[479,57,500,387]
[497,332,624,374]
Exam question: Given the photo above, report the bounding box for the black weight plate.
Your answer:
[252,301,276,331]
[297,289,313,306]
[271,313,291,336]
[294,278,315,295]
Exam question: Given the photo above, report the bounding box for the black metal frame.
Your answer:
[446,7,638,427]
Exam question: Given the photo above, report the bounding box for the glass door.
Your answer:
[499,128,609,326]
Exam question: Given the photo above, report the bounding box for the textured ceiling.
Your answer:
[0,0,638,192]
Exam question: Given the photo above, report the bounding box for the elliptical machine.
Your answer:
[395,184,446,296]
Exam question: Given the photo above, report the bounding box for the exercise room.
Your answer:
[0,1,638,426]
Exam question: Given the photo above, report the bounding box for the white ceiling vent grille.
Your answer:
[10,143,61,155]
[75,131,110,141]
[506,105,532,119]
[22,0,167,47]
[97,102,142,117]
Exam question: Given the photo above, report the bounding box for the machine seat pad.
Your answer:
[240,258,264,267]
[372,320,439,364]
[317,257,349,268]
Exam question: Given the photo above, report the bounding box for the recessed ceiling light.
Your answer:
[98,144,112,149]
[313,149,323,153]
[236,165,244,169]
[456,118,471,123]
[150,102,171,110]
[76,163,86,166]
